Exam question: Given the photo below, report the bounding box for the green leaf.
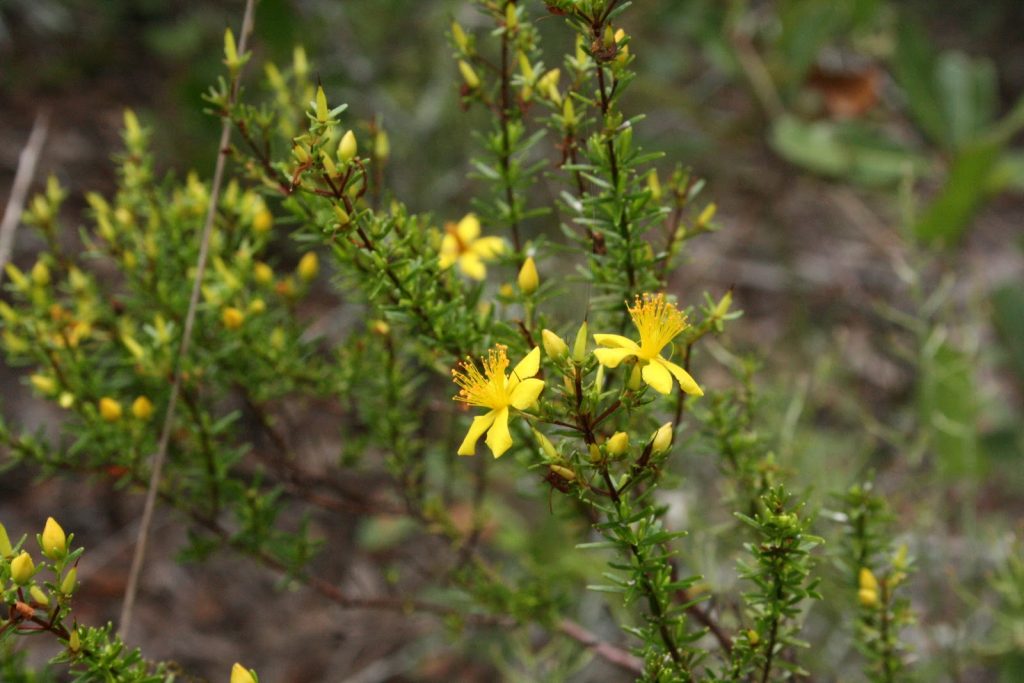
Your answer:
[992,284,1024,382]
[912,140,1001,245]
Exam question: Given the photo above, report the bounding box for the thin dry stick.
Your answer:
[118,0,257,638]
[0,111,50,280]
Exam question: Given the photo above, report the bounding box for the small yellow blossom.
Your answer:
[593,293,702,396]
[517,256,539,294]
[452,346,544,458]
[11,551,34,584]
[99,397,123,422]
[438,214,505,280]
[297,251,319,281]
[41,517,66,559]
[222,307,245,330]
[132,396,154,421]
[231,663,257,683]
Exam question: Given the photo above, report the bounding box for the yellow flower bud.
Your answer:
[292,45,308,79]
[572,321,588,363]
[321,153,338,177]
[69,630,81,652]
[549,464,576,482]
[11,551,34,585]
[252,207,273,233]
[713,290,732,319]
[517,256,539,294]
[374,129,390,161]
[607,431,629,456]
[231,663,257,683]
[647,169,662,202]
[315,85,329,123]
[650,422,673,454]
[30,374,57,396]
[41,517,66,559]
[594,364,605,393]
[533,429,559,461]
[5,264,28,291]
[458,60,480,89]
[248,298,266,314]
[499,283,515,298]
[132,396,154,421]
[0,522,12,556]
[697,202,717,228]
[60,567,77,595]
[505,3,518,30]
[297,251,319,281]
[223,28,240,71]
[253,262,274,284]
[222,307,245,330]
[333,204,351,226]
[858,587,879,608]
[747,629,760,645]
[371,320,390,335]
[30,585,49,606]
[562,98,576,127]
[859,567,879,592]
[628,364,643,390]
[58,392,75,409]
[541,329,568,359]
[31,260,50,286]
[338,130,358,164]
[99,397,122,422]
[270,327,287,350]
[451,21,469,53]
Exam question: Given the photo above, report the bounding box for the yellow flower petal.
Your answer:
[459,253,487,280]
[511,346,540,382]
[658,357,703,396]
[593,333,640,350]
[470,236,505,259]
[439,234,459,269]
[456,213,481,242]
[641,360,673,394]
[594,347,637,368]
[458,411,497,456]
[485,407,513,458]
[509,377,544,410]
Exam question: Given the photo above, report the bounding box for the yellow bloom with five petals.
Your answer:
[453,346,544,458]
[439,214,505,280]
[593,293,703,396]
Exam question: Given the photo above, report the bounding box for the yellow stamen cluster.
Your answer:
[629,293,688,359]
[452,345,511,409]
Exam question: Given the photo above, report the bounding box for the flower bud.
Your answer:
[231,663,257,683]
[541,329,568,359]
[647,169,662,202]
[628,364,643,390]
[746,629,760,645]
[292,46,308,79]
[321,153,338,177]
[697,202,717,228]
[594,364,605,393]
[333,204,351,226]
[30,374,57,396]
[562,98,576,128]
[451,21,469,53]
[713,289,732,319]
[338,130,358,164]
[588,443,602,463]
[607,431,629,456]
[41,517,66,560]
[0,522,12,556]
[858,587,879,608]
[859,567,879,592]
[69,630,81,652]
[374,129,390,161]
[11,551,34,585]
[31,260,50,287]
[253,262,274,285]
[30,585,49,606]
[252,207,273,233]
[533,429,559,461]
[505,3,518,30]
[222,307,245,330]
[297,251,319,281]
[549,464,575,482]
[517,257,538,294]
[315,86,329,123]
[99,397,122,423]
[132,396,154,421]
[650,422,673,454]
[458,60,480,89]
[58,392,74,409]
[572,321,588,363]
[248,298,266,314]
[60,567,77,595]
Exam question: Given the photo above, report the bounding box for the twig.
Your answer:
[0,111,49,281]
[118,0,257,638]
[557,617,643,674]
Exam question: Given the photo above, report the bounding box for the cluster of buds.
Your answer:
[1,518,80,639]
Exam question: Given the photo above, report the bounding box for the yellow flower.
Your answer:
[231,663,257,683]
[99,397,123,422]
[41,517,66,559]
[593,293,703,396]
[222,307,245,330]
[297,251,319,281]
[452,346,544,458]
[438,214,504,280]
[11,551,34,585]
[132,396,154,421]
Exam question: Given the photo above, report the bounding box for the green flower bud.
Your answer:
[572,321,588,363]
